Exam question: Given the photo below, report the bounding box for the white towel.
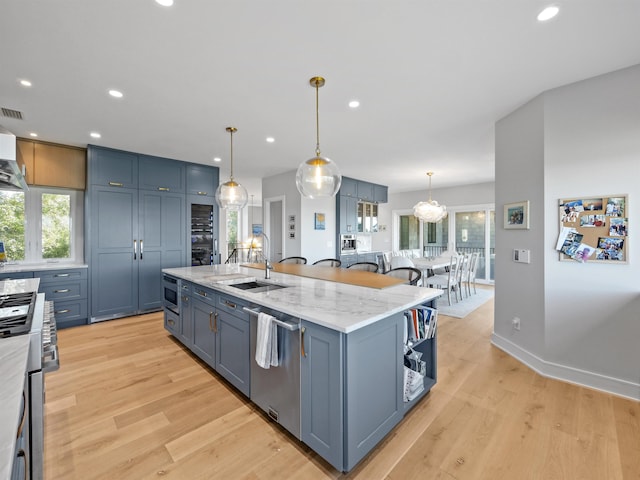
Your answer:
[255,312,279,369]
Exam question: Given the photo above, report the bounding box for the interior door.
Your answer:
[269,199,284,262]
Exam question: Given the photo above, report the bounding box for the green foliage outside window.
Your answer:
[42,193,71,258]
[0,191,25,260]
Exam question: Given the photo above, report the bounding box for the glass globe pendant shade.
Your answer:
[413,200,447,223]
[296,155,342,198]
[215,179,248,211]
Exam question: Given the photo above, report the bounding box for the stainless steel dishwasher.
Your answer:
[245,305,301,439]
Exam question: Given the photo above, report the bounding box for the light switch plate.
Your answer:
[513,249,531,263]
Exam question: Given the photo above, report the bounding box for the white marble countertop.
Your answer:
[163,264,442,333]
[0,280,39,480]
[0,262,88,274]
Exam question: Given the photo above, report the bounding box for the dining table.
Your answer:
[410,255,453,279]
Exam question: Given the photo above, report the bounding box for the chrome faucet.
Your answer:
[260,232,273,279]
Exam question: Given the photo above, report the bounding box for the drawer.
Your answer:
[191,285,216,306]
[36,268,88,283]
[217,293,248,319]
[164,309,180,336]
[52,299,88,328]
[0,271,34,280]
[179,281,192,296]
[39,280,87,302]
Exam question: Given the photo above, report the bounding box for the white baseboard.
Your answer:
[491,333,640,402]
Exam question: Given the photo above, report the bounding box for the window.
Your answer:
[0,187,83,263]
[399,214,420,250]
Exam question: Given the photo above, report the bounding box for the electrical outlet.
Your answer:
[512,317,521,331]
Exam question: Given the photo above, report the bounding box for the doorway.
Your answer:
[264,196,285,263]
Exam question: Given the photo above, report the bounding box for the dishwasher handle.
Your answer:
[242,307,300,331]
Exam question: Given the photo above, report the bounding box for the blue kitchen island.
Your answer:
[162,264,441,472]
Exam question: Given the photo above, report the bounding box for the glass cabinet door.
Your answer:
[371,204,378,232]
[357,202,364,232]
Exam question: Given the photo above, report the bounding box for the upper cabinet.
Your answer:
[139,154,185,193]
[339,177,358,197]
[17,138,86,189]
[186,163,219,197]
[356,181,374,202]
[88,146,138,188]
[373,184,387,204]
[339,176,387,204]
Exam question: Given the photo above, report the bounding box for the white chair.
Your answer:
[465,252,480,296]
[457,253,471,300]
[426,255,461,306]
[390,255,415,269]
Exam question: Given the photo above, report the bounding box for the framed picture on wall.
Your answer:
[314,212,326,230]
[504,200,530,229]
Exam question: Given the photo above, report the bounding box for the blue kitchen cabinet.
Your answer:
[300,320,344,471]
[0,272,34,280]
[89,185,140,319]
[138,154,186,193]
[138,190,186,311]
[88,146,138,189]
[191,287,217,368]
[339,177,358,197]
[301,312,405,472]
[215,294,250,397]
[37,268,88,328]
[178,281,192,347]
[186,163,218,197]
[87,145,188,321]
[338,196,357,234]
[356,181,374,202]
[373,184,388,203]
[164,308,180,337]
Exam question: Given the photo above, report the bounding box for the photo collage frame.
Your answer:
[556,195,628,263]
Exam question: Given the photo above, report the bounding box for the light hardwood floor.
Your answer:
[44,289,640,479]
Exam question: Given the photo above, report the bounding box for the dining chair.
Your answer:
[347,262,379,273]
[390,256,415,269]
[457,253,470,301]
[278,256,307,264]
[312,258,342,267]
[425,255,460,306]
[384,267,422,286]
[465,252,480,296]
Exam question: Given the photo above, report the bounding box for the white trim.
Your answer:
[491,332,640,401]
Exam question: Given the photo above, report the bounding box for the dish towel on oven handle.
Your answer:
[256,312,279,369]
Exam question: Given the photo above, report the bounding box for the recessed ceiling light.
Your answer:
[537,5,559,21]
[348,100,360,108]
[108,89,123,98]
[213,157,222,163]
[19,79,32,87]
[30,132,38,137]
[155,0,174,6]
[90,132,102,139]
[266,137,275,143]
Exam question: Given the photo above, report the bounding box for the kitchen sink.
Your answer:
[229,281,288,293]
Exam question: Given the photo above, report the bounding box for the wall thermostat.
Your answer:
[513,249,531,264]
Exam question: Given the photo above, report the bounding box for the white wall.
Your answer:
[374,182,496,252]
[262,170,337,262]
[494,64,640,400]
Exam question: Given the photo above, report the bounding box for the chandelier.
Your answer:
[215,126,248,211]
[413,172,447,223]
[295,76,342,198]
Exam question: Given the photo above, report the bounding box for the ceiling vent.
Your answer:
[1,108,24,120]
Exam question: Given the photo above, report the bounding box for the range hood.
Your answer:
[0,126,28,191]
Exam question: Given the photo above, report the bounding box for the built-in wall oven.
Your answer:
[340,234,356,254]
[162,274,179,315]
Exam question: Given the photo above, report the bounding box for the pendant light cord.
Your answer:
[229,128,235,181]
[315,79,321,157]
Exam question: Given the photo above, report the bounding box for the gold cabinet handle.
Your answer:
[109,181,123,187]
[213,312,218,333]
[209,312,214,331]
[168,319,175,326]
[301,326,306,357]
[224,300,236,309]
[158,187,170,191]
[55,309,70,314]
[54,289,70,293]
[54,273,70,277]
[197,191,208,196]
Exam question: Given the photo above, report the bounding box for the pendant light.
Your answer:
[295,76,342,198]
[215,126,248,211]
[413,172,447,223]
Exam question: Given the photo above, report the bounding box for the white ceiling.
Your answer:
[1,1,639,198]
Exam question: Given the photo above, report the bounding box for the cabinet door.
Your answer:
[179,289,193,347]
[33,142,86,189]
[186,164,219,197]
[164,309,181,337]
[339,177,357,197]
[343,313,403,471]
[373,184,388,203]
[88,146,138,189]
[300,321,344,471]
[191,295,216,368]
[90,186,139,319]
[138,155,185,193]
[216,310,250,397]
[138,190,186,311]
[188,195,219,265]
[356,181,374,201]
